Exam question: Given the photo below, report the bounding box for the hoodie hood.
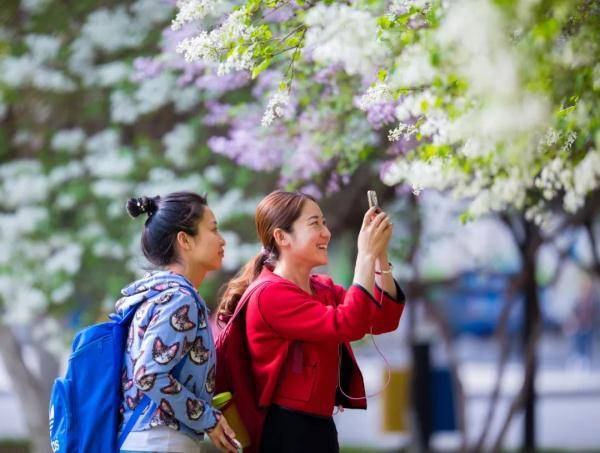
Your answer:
[115,271,195,315]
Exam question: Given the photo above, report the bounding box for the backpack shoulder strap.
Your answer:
[229,279,272,324]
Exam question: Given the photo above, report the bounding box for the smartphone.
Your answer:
[367,190,380,210]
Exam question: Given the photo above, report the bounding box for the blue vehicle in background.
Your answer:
[435,271,558,337]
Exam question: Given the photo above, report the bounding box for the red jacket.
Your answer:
[246,268,405,417]
[215,268,405,451]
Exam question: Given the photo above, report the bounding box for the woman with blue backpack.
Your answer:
[117,192,239,452]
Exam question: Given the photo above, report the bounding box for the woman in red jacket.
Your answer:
[218,190,405,453]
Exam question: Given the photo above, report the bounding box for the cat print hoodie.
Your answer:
[116,271,220,441]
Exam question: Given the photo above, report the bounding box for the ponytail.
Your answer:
[217,252,268,326]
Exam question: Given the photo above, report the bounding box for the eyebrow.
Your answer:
[306,215,324,222]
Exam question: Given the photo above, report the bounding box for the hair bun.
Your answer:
[126,196,160,218]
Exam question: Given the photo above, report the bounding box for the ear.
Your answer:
[176,231,192,251]
[273,228,289,249]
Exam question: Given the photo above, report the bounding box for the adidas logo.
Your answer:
[49,405,54,432]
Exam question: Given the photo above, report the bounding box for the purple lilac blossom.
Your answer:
[313,64,343,85]
[195,71,250,95]
[313,64,343,97]
[251,70,281,98]
[298,184,323,199]
[132,57,164,81]
[287,133,328,180]
[263,5,295,23]
[202,101,231,126]
[364,102,397,130]
[395,184,414,196]
[207,113,287,171]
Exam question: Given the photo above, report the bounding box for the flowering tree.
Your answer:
[174,0,599,222]
[0,1,271,450]
[172,0,599,449]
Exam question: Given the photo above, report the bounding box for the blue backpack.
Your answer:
[49,283,195,453]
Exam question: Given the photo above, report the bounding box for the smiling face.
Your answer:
[184,207,226,271]
[276,199,331,269]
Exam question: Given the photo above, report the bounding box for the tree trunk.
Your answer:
[0,323,54,453]
[493,216,542,452]
[521,221,540,452]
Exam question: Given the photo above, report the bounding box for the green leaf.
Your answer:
[251,58,271,79]
[284,36,300,48]
[377,15,393,29]
[557,105,576,118]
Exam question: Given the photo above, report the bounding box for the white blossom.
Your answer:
[91,179,132,199]
[68,37,96,82]
[0,207,48,240]
[134,73,176,114]
[176,9,254,74]
[542,127,560,147]
[94,62,131,87]
[45,243,83,275]
[356,84,393,111]
[3,287,47,324]
[204,166,224,185]
[261,90,290,127]
[563,149,600,213]
[132,0,174,27]
[304,4,386,78]
[0,160,48,208]
[172,86,202,113]
[48,162,86,187]
[51,282,74,304]
[20,0,50,14]
[24,34,62,63]
[388,123,417,141]
[82,7,148,53]
[110,91,140,124]
[389,0,430,15]
[394,90,436,121]
[51,129,86,153]
[84,130,135,178]
[392,44,436,88]
[163,124,196,168]
[172,0,221,30]
[0,56,75,92]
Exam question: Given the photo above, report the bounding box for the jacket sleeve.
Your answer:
[371,279,406,334]
[254,281,381,343]
[133,290,220,432]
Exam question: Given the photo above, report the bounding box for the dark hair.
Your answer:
[126,192,207,267]
[217,190,315,324]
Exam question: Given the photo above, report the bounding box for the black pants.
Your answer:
[259,405,339,453]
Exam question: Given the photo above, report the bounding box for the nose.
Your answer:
[322,226,331,240]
